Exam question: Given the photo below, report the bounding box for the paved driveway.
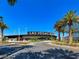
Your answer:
[2,42,79,59]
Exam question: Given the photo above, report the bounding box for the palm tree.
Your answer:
[1,24,8,41]
[63,10,77,44]
[54,21,62,41]
[0,0,16,41]
[0,17,8,41]
[0,16,8,41]
[54,10,79,43]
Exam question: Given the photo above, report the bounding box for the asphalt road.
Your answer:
[3,42,79,59]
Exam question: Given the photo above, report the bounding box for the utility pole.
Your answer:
[18,28,21,41]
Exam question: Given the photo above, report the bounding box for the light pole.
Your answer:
[18,28,21,41]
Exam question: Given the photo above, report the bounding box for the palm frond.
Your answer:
[8,0,16,6]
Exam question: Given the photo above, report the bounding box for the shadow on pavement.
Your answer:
[0,45,33,58]
[14,48,79,59]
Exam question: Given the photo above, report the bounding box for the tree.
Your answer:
[0,17,8,41]
[63,10,77,44]
[54,21,62,41]
[54,18,67,41]
[0,0,16,41]
[54,10,79,44]
[1,24,8,41]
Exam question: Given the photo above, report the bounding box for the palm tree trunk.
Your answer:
[63,32,64,37]
[0,29,2,41]
[69,25,73,44]
[69,25,71,37]
[62,32,64,40]
[58,31,60,41]
[1,29,4,41]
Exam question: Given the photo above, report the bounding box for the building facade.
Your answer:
[5,32,57,41]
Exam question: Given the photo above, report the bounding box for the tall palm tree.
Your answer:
[54,10,79,43]
[54,21,63,41]
[0,21,8,41]
[1,24,8,41]
[0,17,8,41]
[0,0,16,41]
[64,10,77,44]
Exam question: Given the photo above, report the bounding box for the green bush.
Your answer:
[28,38,41,42]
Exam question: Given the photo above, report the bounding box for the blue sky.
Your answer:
[0,0,79,35]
